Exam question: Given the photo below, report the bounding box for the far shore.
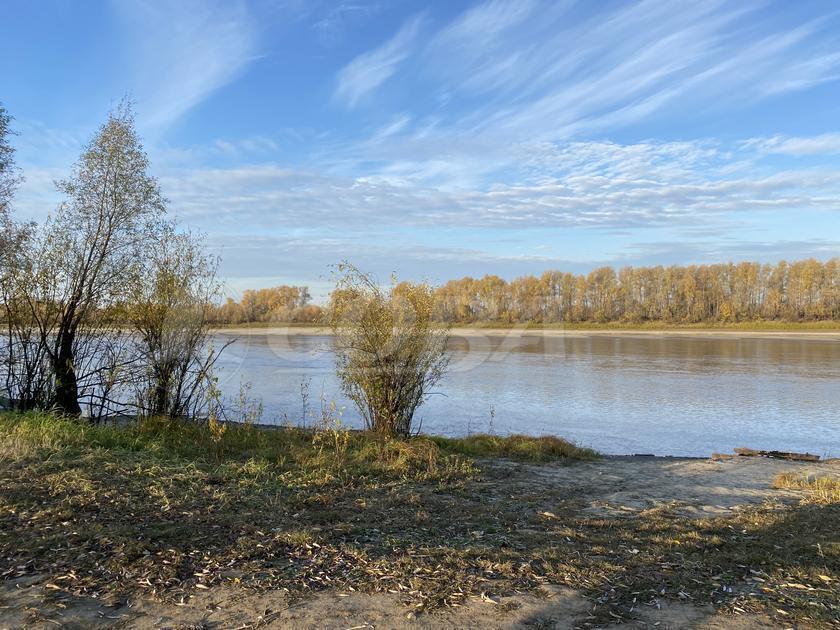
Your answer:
[213,324,840,340]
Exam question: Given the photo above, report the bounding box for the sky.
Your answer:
[3,0,840,300]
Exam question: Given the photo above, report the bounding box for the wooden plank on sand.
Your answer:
[733,447,820,462]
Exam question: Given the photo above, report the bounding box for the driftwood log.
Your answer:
[712,448,820,462]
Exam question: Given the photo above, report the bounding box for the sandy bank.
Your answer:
[213,325,840,341]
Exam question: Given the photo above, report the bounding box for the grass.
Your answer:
[0,411,479,482]
[773,472,840,504]
[430,433,598,461]
[0,411,837,627]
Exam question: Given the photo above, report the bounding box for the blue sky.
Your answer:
[3,0,840,300]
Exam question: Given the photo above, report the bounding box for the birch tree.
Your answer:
[0,103,20,221]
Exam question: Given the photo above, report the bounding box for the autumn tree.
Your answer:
[129,226,228,419]
[0,103,47,410]
[11,103,165,416]
[416,259,840,326]
[0,102,21,222]
[208,285,321,324]
[330,265,450,438]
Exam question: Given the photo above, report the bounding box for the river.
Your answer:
[213,331,840,457]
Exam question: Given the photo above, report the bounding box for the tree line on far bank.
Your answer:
[215,257,840,327]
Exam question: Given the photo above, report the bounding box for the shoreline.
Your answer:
[213,324,840,340]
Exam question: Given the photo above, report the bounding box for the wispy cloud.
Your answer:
[313,1,388,45]
[114,0,259,128]
[158,137,840,234]
[432,0,538,52]
[314,1,840,206]
[360,2,840,153]
[745,133,840,156]
[334,14,424,107]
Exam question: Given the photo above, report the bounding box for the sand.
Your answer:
[213,325,840,341]
[0,581,786,629]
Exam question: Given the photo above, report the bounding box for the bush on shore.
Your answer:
[329,264,450,438]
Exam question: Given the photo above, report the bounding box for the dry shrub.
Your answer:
[773,471,840,504]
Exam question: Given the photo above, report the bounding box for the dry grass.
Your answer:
[773,471,840,504]
[0,412,837,627]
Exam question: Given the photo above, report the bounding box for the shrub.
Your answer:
[329,264,449,438]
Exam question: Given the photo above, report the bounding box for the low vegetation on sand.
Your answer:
[1,412,837,627]
[773,472,840,504]
[429,433,598,461]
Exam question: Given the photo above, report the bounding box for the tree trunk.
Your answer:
[52,331,81,416]
[153,381,169,417]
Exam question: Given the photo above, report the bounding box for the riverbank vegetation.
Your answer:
[210,285,322,324]
[0,103,450,441]
[1,411,836,626]
[774,472,840,504]
[1,102,222,420]
[329,264,450,438]
[209,257,840,328]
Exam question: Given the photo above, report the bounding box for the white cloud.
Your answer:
[334,14,424,107]
[362,2,840,154]
[313,1,388,44]
[431,0,538,52]
[745,133,840,156]
[156,138,840,234]
[113,0,259,128]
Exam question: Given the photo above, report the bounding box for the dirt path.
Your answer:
[1,456,835,629]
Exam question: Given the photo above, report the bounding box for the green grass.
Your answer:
[430,433,598,462]
[0,411,479,483]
